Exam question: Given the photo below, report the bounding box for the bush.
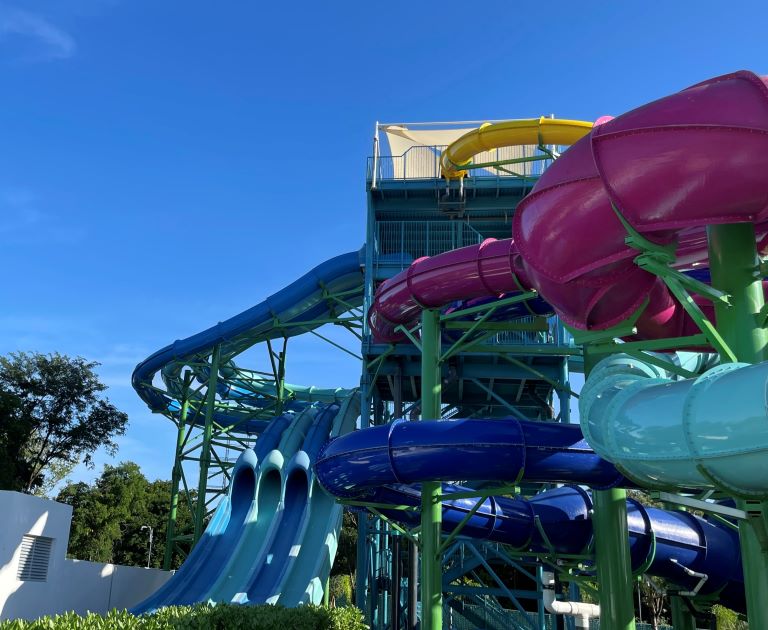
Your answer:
[329,574,353,607]
[0,603,367,630]
[712,604,748,630]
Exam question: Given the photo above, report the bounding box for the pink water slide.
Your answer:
[369,71,768,343]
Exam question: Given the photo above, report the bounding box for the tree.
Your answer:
[0,390,33,490]
[333,509,358,577]
[332,510,359,603]
[638,576,669,629]
[0,351,129,493]
[57,462,194,569]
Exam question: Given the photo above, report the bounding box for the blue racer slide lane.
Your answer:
[131,251,366,612]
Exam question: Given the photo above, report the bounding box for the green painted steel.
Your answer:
[669,596,697,630]
[420,309,443,630]
[707,222,768,630]
[585,346,636,630]
[194,344,221,542]
[163,372,193,570]
[592,488,637,630]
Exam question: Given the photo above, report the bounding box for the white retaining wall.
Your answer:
[0,491,172,620]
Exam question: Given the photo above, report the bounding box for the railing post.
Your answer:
[707,222,768,630]
[194,344,221,542]
[420,309,442,630]
[371,121,379,190]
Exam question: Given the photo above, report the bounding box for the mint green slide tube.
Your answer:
[580,353,768,496]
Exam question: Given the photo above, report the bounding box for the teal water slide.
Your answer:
[131,251,366,611]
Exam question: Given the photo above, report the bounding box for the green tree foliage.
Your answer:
[0,352,129,494]
[713,604,749,630]
[638,576,669,629]
[56,462,194,569]
[0,390,33,491]
[332,509,358,577]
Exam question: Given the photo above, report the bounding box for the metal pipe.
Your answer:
[542,571,599,629]
[141,525,154,569]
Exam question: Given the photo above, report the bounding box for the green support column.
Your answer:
[585,348,636,630]
[163,371,194,569]
[593,489,637,630]
[420,309,442,630]
[707,222,768,630]
[194,344,221,543]
[669,596,697,630]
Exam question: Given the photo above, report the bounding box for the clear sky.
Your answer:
[1,0,766,488]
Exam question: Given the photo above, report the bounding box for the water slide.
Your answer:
[132,70,767,616]
[132,249,365,416]
[131,251,367,612]
[318,71,768,614]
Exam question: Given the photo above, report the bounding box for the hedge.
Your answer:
[0,603,367,630]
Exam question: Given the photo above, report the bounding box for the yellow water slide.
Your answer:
[440,117,593,179]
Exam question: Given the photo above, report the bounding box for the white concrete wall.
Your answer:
[0,491,172,621]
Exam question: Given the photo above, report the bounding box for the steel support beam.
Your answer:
[583,346,637,630]
[707,222,768,630]
[669,596,697,630]
[163,371,193,569]
[420,309,442,630]
[194,344,221,542]
[592,488,636,630]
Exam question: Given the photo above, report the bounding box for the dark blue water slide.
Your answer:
[315,418,745,612]
[315,418,629,495]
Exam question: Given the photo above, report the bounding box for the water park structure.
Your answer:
[130,70,768,629]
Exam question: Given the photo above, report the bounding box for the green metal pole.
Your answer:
[592,489,637,630]
[163,371,194,570]
[707,222,768,630]
[420,309,442,630]
[585,348,637,630]
[669,596,697,630]
[194,344,221,543]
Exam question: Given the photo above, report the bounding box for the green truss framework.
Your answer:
[148,141,768,629]
[151,284,366,570]
[354,208,768,630]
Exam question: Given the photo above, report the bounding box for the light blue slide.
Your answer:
[131,250,367,614]
[133,395,358,612]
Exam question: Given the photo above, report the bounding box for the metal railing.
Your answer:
[367,144,558,182]
[482,316,573,348]
[445,601,675,630]
[375,220,484,260]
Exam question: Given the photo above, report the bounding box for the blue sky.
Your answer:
[1,0,766,488]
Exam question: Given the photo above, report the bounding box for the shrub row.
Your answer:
[0,604,367,630]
